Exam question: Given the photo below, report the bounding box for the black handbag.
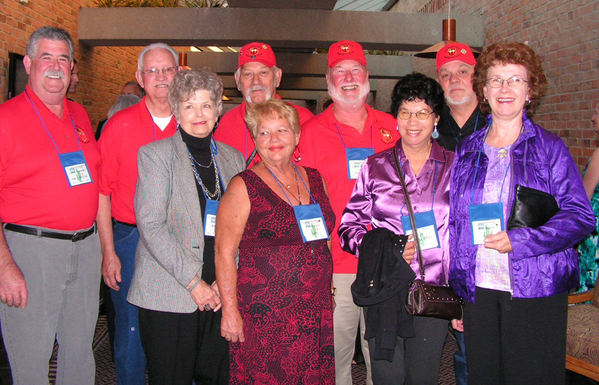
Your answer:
[392,146,465,320]
[507,184,559,230]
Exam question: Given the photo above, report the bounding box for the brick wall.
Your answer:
[0,0,141,130]
[392,0,599,169]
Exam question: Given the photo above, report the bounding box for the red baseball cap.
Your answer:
[238,42,277,69]
[436,42,476,73]
[328,40,367,68]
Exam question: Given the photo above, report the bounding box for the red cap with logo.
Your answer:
[328,40,367,68]
[436,42,476,73]
[238,42,277,69]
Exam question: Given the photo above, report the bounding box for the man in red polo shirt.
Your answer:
[97,43,180,385]
[300,40,398,385]
[213,42,314,165]
[0,26,101,384]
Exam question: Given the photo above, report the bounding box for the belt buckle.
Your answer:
[71,231,86,242]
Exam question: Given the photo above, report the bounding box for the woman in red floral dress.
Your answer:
[215,99,336,384]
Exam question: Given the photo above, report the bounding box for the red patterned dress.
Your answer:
[230,167,336,385]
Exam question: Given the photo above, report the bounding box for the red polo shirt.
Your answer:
[213,96,314,162]
[0,86,101,231]
[98,98,177,224]
[300,104,398,274]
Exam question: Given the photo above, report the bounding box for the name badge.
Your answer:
[204,199,219,237]
[58,151,92,187]
[346,147,374,180]
[469,203,504,245]
[293,203,330,243]
[400,210,440,250]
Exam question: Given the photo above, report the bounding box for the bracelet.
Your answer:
[187,277,201,293]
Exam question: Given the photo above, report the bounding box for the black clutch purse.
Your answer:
[507,185,559,230]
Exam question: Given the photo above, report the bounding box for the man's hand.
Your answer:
[102,251,122,291]
[0,259,28,308]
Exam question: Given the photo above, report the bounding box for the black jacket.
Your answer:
[351,228,416,361]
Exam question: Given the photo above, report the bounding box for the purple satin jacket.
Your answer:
[339,140,455,285]
[449,112,595,303]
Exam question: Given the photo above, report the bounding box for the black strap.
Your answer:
[245,149,257,168]
[392,146,425,281]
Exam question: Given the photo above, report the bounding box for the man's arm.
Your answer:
[97,194,121,291]
[0,223,28,308]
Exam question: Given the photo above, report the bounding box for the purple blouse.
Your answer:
[338,140,455,285]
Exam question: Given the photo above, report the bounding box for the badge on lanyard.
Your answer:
[346,147,374,180]
[204,199,219,237]
[469,203,504,245]
[400,211,440,250]
[26,91,92,188]
[293,203,330,243]
[59,150,93,187]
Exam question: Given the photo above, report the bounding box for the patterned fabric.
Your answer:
[577,161,599,292]
[230,167,336,385]
[567,303,599,367]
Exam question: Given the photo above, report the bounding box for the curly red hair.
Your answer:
[473,42,547,116]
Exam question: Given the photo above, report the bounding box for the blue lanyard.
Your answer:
[334,123,373,149]
[146,105,177,142]
[25,90,82,154]
[188,140,224,201]
[266,165,317,206]
[470,128,511,205]
[447,110,480,144]
[187,139,225,201]
[399,158,439,216]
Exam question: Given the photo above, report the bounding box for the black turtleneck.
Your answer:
[180,127,219,283]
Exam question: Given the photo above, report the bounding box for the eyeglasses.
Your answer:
[142,67,177,78]
[397,109,434,120]
[486,76,528,88]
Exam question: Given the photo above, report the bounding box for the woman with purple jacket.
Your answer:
[449,42,594,384]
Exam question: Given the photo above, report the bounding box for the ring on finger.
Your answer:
[204,303,211,311]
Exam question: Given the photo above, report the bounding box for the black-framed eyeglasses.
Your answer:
[397,109,434,120]
[142,67,177,78]
[486,76,528,88]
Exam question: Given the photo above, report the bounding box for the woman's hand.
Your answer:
[451,319,464,332]
[221,311,245,343]
[403,236,416,264]
[484,231,513,254]
[189,278,222,312]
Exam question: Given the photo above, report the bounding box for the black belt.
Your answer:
[112,219,137,228]
[4,223,96,242]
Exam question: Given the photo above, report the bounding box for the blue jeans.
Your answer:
[454,330,468,385]
[111,223,146,385]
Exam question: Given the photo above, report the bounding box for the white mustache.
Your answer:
[248,85,269,93]
[44,69,65,79]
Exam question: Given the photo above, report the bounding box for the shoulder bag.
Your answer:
[392,146,465,320]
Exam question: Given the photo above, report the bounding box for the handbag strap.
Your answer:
[392,146,426,281]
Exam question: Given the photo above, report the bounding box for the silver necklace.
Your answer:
[188,151,221,200]
[192,156,213,169]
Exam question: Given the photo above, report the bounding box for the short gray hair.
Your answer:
[26,26,74,62]
[137,43,179,72]
[108,94,142,119]
[168,69,223,121]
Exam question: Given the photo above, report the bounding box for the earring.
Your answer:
[432,122,439,139]
[526,99,531,105]
[483,97,488,104]
[293,147,302,162]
